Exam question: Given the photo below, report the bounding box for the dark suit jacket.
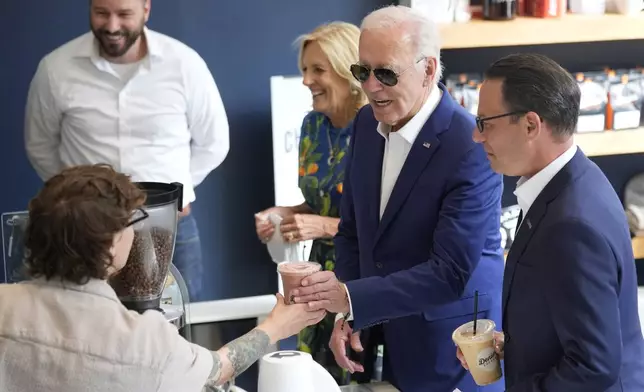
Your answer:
[503,149,644,391]
[334,83,505,391]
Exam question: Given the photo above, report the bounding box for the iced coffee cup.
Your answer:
[452,319,502,386]
[277,261,321,305]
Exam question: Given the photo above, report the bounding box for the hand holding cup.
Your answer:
[452,320,503,386]
[457,330,505,369]
[277,261,321,305]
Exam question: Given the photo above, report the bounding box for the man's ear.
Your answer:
[144,0,152,21]
[524,111,542,141]
[423,57,437,86]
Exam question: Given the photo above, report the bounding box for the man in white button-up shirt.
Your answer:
[23,0,229,302]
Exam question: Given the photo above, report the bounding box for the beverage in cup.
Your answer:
[452,319,502,386]
[277,261,322,305]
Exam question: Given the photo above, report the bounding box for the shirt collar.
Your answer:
[514,143,578,214]
[25,277,120,303]
[74,27,163,64]
[377,84,442,144]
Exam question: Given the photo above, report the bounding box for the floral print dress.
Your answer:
[296,111,353,384]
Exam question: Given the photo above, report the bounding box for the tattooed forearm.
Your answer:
[203,351,224,387]
[204,328,272,388]
[226,329,271,377]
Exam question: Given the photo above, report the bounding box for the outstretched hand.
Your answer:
[260,293,326,343]
[291,271,350,314]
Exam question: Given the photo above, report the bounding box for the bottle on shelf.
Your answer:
[528,0,567,17]
[483,0,518,20]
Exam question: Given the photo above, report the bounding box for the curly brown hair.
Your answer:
[24,164,146,285]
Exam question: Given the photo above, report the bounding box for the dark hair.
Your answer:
[24,164,146,285]
[484,53,581,138]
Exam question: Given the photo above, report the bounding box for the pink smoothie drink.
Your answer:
[277,262,321,305]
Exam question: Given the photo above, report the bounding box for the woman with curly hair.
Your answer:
[0,164,324,392]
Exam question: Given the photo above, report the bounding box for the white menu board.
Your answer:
[269,75,313,264]
[269,75,312,207]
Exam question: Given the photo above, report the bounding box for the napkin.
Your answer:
[262,213,301,263]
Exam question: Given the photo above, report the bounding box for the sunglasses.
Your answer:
[350,58,425,87]
[475,111,526,133]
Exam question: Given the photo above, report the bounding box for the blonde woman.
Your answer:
[254,22,368,384]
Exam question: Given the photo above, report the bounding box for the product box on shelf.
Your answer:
[445,73,482,115]
[605,69,642,130]
[576,71,608,133]
[630,68,644,125]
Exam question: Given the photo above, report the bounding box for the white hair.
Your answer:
[361,5,443,82]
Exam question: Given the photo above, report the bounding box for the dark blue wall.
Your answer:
[0,0,393,301]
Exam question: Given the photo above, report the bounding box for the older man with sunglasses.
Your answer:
[290,5,505,392]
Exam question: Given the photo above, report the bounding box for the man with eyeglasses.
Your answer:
[289,5,505,391]
[457,53,644,391]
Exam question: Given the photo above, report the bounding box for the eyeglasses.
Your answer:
[127,208,149,228]
[350,58,425,87]
[475,111,526,133]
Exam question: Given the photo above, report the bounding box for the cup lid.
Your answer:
[277,261,321,274]
[453,319,496,341]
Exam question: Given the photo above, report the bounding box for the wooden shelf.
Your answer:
[504,236,644,260]
[440,13,644,49]
[576,128,644,157]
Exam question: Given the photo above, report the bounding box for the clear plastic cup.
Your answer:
[452,319,502,386]
[277,261,321,305]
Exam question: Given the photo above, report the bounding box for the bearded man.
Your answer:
[24,0,230,302]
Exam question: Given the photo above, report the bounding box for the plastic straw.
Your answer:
[473,290,479,335]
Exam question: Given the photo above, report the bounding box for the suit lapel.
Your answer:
[501,149,589,326]
[375,134,441,242]
[375,85,454,243]
[365,127,385,238]
[501,201,547,325]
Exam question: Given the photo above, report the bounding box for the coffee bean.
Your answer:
[109,227,174,300]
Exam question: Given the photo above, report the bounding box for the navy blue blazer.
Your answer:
[503,149,644,391]
[334,84,505,391]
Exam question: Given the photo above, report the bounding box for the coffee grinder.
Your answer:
[108,182,187,315]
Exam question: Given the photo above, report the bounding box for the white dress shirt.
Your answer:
[378,87,442,218]
[514,144,578,219]
[337,86,442,323]
[24,28,230,207]
[0,278,213,392]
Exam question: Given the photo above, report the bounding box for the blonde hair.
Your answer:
[295,22,368,111]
